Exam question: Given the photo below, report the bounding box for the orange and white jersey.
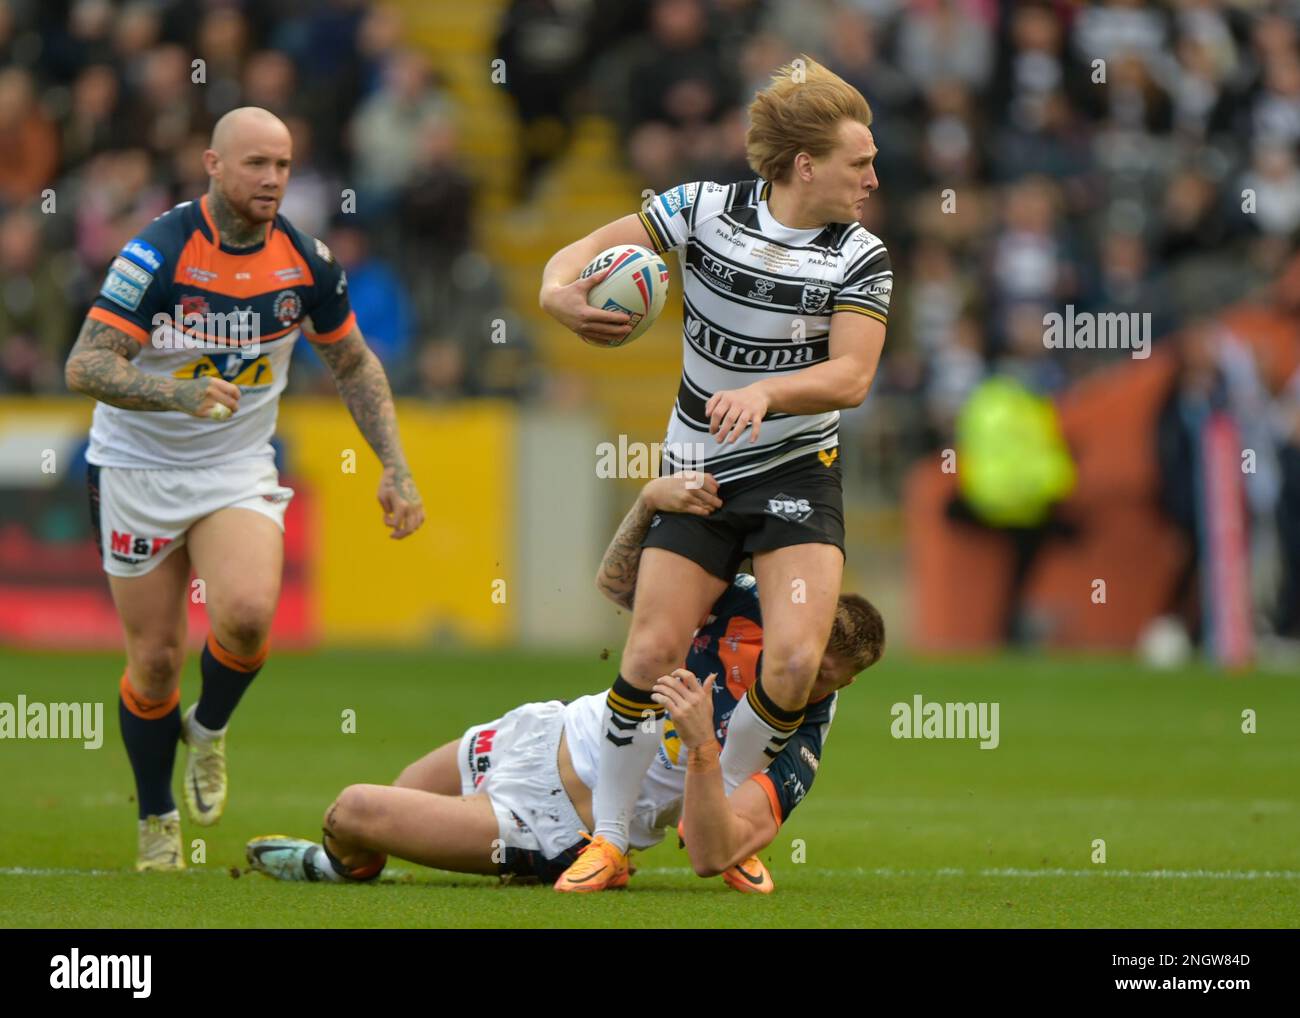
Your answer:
[85,196,355,469]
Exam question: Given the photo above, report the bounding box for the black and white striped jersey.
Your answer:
[637,179,891,485]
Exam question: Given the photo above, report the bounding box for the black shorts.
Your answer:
[641,448,845,581]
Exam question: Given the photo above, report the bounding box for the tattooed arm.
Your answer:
[65,317,240,417]
[596,472,722,610]
[312,326,425,539]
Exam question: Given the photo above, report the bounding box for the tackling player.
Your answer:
[538,57,891,889]
[245,473,884,892]
[64,106,425,871]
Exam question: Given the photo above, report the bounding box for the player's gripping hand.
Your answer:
[651,669,718,750]
[377,464,425,539]
[706,384,770,445]
[642,471,722,517]
[175,377,240,420]
[540,272,633,346]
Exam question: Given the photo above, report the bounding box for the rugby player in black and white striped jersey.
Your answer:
[539,57,891,891]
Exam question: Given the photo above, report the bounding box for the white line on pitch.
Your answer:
[4,866,1299,880]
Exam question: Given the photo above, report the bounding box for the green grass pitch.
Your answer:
[1,647,1297,928]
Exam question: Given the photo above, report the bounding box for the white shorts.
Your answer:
[457,700,588,872]
[87,459,294,577]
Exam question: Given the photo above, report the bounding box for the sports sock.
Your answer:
[194,632,267,732]
[118,671,182,820]
[317,836,386,882]
[720,677,805,794]
[591,674,665,853]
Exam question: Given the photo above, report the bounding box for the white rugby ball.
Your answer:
[580,244,670,347]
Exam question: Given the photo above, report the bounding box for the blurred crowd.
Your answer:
[498,0,1300,435]
[0,0,532,400]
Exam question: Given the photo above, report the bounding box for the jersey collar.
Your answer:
[199,193,275,254]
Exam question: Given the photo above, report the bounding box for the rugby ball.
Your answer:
[579,245,670,347]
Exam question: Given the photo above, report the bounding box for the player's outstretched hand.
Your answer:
[177,377,240,420]
[706,385,769,445]
[540,272,633,346]
[377,465,425,539]
[643,471,722,516]
[651,669,718,750]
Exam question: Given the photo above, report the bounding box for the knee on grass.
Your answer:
[323,785,388,874]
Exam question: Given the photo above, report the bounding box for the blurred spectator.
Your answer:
[494,0,596,197]
[349,49,450,213]
[324,220,414,372]
[277,117,340,240]
[988,177,1079,345]
[0,209,71,392]
[897,0,995,94]
[612,0,739,189]
[0,67,59,205]
[61,64,123,168]
[72,148,169,277]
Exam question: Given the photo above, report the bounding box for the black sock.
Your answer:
[194,632,265,731]
[118,671,181,820]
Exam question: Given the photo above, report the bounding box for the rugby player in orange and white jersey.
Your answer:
[64,106,425,871]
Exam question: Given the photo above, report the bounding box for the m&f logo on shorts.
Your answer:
[799,283,831,314]
[109,530,172,564]
[765,493,813,523]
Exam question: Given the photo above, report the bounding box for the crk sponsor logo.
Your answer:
[50,949,151,998]
[747,278,776,302]
[800,283,831,314]
[765,493,814,523]
[1,697,103,749]
[700,253,737,289]
[274,266,304,282]
[184,265,218,283]
[109,530,172,565]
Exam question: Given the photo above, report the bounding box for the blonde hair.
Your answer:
[746,56,873,183]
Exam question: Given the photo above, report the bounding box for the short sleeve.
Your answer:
[749,694,835,825]
[301,235,356,344]
[637,182,705,254]
[88,213,183,344]
[833,239,892,325]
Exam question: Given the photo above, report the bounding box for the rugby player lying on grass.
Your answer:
[246,473,884,892]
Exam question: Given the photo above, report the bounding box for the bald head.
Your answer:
[204,106,293,233]
[210,106,290,154]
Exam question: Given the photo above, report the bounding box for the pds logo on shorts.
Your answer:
[765,494,813,523]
